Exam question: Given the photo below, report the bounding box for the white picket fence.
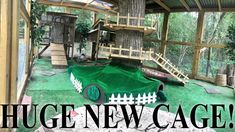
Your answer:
[108,92,157,105]
[70,73,83,93]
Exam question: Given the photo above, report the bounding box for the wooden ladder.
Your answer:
[151,53,189,84]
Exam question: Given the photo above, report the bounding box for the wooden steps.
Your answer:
[50,43,68,68]
[151,53,189,84]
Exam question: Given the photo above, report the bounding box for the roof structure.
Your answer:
[37,0,235,14]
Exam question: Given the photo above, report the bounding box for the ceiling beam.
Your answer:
[84,0,94,8]
[217,0,222,11]
[180,0,190,11]
[153,0,170,12]
[194,0,202,10]
[37,0,116,15]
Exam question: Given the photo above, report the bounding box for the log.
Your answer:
[228,76,235,87]
[217,67,226,74]
[215,74,227,86]
[226,64,234,85]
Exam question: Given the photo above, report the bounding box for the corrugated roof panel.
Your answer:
[199,0,217,8]
[186,0,197,8]
[164,0,183,8]
[221,0,235,8]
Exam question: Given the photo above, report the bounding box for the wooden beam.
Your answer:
[192,11,205,78]
[144,38,226,48]
[25,0,31,75]
[159,12,170,57]
[0,1,12,121]
[180,0,190,11]
[217,0,222,11]
[37,0,116,15]
[20,0,30,25]
[147,7,235,13]
[10,0,20,104]
[0,0,20,128]
[153,0,170,12]
[194,0,202,10]
[85,0,95,7]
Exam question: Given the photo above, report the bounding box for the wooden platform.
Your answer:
[104,13,157,35]
[50,43,68,68]
[104,24,156,35]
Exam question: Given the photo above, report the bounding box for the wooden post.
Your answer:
[93,12,97,25]
[138,14,141,27]
[149,48,152,60]
[192,12,205,78]
[0,1,12,123]
[117,13,119,25]
[0,0,19,127]
[127,13,130,26]
[11,0,20,104]
[119,45,122,55]
[95,24,101,60]
[129,46,132,58]
[109,44,112,54]
[159,12,170,57]
[140,47,143,59]
[151,15,154,27]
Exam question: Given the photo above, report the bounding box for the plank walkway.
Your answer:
[50,43,68,68]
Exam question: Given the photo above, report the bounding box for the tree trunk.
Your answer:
[115,0,145,50]
[114,0,145,67]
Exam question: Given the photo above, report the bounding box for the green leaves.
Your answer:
[227,24,235,61]
[31,1,47,47]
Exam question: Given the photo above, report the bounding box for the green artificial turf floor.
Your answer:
[17,58,235,132]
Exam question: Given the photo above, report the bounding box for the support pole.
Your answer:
[0,0,19,128]
[0,1,12,123]
[192,11,205,78]
[159,12,170,57]
[93,12,97,25]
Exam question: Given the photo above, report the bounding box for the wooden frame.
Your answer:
[153,0,170,12]
[159,12,170,57]
[180,0,190,11]
[0,0,20,127]
[144,38,226,48]
[194,0,202,10]
[37,0,117,15]
[192,11,205,78]
[99,44,154,60]
[17,0,33,102]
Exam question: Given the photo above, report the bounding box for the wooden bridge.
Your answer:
[99,45,189,84]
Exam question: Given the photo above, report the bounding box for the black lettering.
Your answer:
[120,104,144,128]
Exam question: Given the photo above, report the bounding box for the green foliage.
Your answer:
[227,24,235,61]
[71,9,93,51]
[31,1,47,46]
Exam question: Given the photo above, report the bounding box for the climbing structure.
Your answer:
[99,45,189,84]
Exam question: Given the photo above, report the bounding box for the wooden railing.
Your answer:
[104,13,157,29]
[99,45,189,84]
[99,44,154,60]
